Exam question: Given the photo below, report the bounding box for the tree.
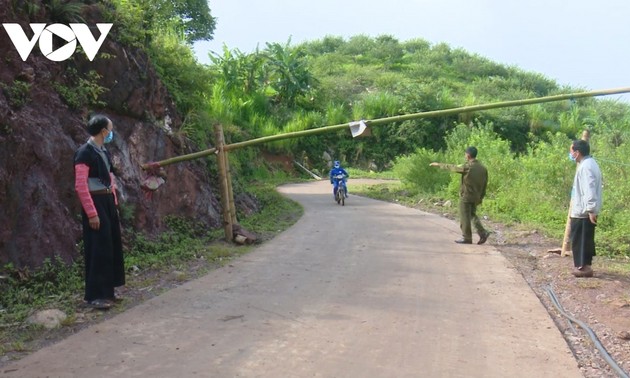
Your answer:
[369,35,403,68]
[264,41,315,107]
[169,0,216,43]
[113,0,216,44]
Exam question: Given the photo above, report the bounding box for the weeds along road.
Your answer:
[2,180,581,378]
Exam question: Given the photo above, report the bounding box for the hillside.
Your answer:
[0,2,225,268]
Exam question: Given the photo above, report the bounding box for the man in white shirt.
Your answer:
[569,139,602,278]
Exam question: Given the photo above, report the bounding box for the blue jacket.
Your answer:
[330,167,349,183]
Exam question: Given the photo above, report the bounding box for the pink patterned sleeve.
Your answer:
[74,164,98,218]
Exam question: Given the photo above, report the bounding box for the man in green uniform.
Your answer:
[430,146,491,245]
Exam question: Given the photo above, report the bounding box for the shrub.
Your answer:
[1,80,31,109]
[393,148,449,194]
[54,68,107,109]
[45,0,85,23]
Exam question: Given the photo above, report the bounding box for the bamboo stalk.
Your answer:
[225,152,237,224]
[214,124,233,241]
[143,87,630,167]
[141,147,217,170]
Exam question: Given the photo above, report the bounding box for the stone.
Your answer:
[27,309,67,329]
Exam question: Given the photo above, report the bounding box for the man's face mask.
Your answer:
[568,150,577,162]
[104,129,114,144]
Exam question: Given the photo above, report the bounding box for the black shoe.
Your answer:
[454,239,472,244]
[478,231,491,245]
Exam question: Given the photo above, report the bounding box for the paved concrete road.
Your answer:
[2,180,581,378]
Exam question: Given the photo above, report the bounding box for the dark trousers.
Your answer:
[459,201,487,242]
[82,193,125,301]
[570,217,596,267]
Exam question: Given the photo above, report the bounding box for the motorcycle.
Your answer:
[332,174,347,206]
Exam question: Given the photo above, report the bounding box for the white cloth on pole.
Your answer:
[349,120,367,137]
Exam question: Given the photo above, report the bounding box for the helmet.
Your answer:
[333,160,340,168]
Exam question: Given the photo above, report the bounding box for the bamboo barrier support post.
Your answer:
[214,123,233,242]
[560,204,573,256]
[561,129,591,257]
[225,151,237,225]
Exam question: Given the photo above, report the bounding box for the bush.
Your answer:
[54,68,107,109]
[393,148,449,194]
[440,122,516,201]
[590,129,630,256]
[1,80,31,109]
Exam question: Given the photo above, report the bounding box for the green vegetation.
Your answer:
[10,0,40,17]
[0,80,31,109]
[107,0,216,45]
[346,167,397,180]
[0,257,83,327]
[54,68,108,109]
[239,182,304,240]
[45,0,86,23]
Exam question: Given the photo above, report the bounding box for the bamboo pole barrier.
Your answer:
[142,87,630,169]
[141,147,217,170]
[223,87,630,152]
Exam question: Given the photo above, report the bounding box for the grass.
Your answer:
[597,258,630,276]
[576,280,603,289]
[351,179,455,215]
[346,167,398,180]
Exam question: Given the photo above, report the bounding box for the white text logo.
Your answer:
[2,23,113,62]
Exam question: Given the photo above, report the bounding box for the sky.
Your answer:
[194,0,630,103]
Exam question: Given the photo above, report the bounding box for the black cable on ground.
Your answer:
[546,285,629,378]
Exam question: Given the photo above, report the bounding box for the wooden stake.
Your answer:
[225,151,237,224]
[214,124,233,241]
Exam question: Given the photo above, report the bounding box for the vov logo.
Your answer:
[2,23,113,62]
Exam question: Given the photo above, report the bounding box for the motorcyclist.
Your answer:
[329,160,349,199]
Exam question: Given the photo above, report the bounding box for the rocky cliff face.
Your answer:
[0,4,224,268]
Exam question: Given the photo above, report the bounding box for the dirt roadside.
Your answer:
[470,218,630,378]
